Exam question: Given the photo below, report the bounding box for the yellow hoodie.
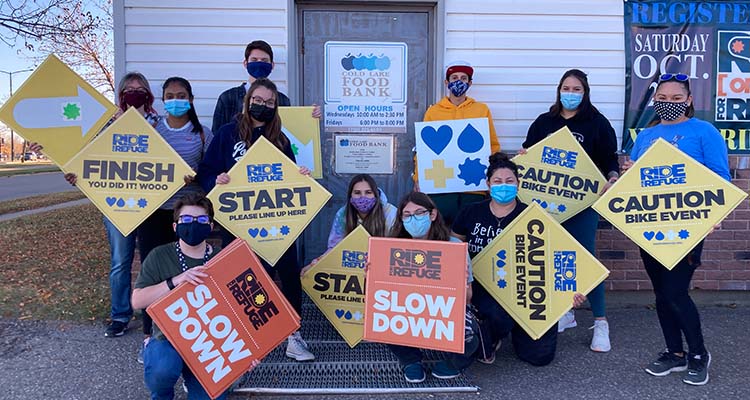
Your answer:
[414,96,500,185]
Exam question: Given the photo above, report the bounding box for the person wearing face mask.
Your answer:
[301,174,398,275]
[132,77,215,363]
[452,152,586,366]
[30,72,163,341]
[523,69,619,353]
[384,191,479,383]
[624,74,729,386]
[413,60,501,225]
[211,40,321,133]
[132,193,253,399]
[198,78,316,362]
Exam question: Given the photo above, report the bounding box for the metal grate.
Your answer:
[234,295,479,395]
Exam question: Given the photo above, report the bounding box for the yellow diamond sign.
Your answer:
[279,106,323,179]
[302,225,369,348]
[593,138,748,270]
[207,136,332,265]
[472,203,609,340]
[0,54,118,167]
[513,126,606,223]
[63,108,195,236]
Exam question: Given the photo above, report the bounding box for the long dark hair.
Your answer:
[345,174,387,237]
[486,152,519,180]
[648,78,695,127]
[389,192,450,241]
[117,71,155,114]
[238,78,288,149]
[548,68,599,120]
[162,77,203,135]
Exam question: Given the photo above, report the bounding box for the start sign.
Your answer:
[207,136,331,265]
[472,203,610,340]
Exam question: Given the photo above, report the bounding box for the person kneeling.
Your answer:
[132,193,224,399]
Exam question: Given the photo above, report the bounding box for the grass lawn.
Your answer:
[0,162,60,177]
[0,191,87,215]
[0,204,110,321]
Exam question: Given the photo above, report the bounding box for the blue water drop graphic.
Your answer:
[260,228,268,237]
[457,123,485,153]
[655,231,665,241]
[116,198,125,207]
[344,311,352,320]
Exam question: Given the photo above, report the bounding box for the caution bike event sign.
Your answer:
[593,138,748,270]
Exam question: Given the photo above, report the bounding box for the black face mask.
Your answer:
[176,222,212,246]
[250,103,276,123]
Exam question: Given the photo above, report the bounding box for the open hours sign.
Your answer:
[593,138,748,270]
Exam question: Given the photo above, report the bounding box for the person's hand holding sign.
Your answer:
[183,174,195,185]
[174,265,208,286]
[216,172,231,185]
[298,166,311,177]
[573,293,586,308]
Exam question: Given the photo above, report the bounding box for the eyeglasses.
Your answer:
[251,96,276,108]
[659,73,689,83]
[401,208,430,222]
[177,215,211,224]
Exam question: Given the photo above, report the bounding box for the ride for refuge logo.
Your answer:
[389,248,442,280]
[226,268,279,330]
[716,31,750,122]
[342,250,367,269]
[553,251,577,292]
[246,163,283,183]
[541,146,578,169]
[112,134,149,153]
[640,164,687,187]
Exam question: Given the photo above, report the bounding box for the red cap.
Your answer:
[445,60,474,80]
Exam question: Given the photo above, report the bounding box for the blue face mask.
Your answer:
[490,184,518,204]
[164,99,191,117]
[246,61,273,79]
[560,92,583,110]
[448,80,469,97]
[403,214,432,238]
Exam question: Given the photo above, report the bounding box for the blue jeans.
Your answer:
[104,216,135,323]
[144,338,228,400]
[562,207,606,318]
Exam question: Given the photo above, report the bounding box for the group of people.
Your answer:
[33,38,728,398]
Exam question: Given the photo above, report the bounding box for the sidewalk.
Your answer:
[0,198,90,222]
[1,292,748,399]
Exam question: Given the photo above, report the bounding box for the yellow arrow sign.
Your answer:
[63,108,194,236]
[302,225,369,348]
[472,203,609,340]
[0,54,118,167]
[207,136,332,265]
[279,106,322,179]
[513,126,606,223]
[593,138,748,270]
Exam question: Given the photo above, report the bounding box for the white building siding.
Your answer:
[444,0,626,150]
[117,0,627,149]
[116,0,289,127]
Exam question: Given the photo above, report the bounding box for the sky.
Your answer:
[0,43,35,100]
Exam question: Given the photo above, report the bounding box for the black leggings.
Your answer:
[220,225,302,314]
[137,209,177,336]
[642,241,706,356]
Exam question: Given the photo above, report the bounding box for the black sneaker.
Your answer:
[104,320,128,337]
[645,351,687,376]
[683,352,711,386]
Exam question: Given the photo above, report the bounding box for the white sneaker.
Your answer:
[590,319,611,352]
[557,310,577,333]
[285,331,315,361]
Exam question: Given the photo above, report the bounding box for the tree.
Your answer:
[0,0,96,48]
[31,0,114,94]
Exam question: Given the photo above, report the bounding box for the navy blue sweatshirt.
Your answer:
[524,111,619,177]
[198,121,296,193]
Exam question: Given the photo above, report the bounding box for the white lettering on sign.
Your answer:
[165,284,252,383]
[371,290,455,341]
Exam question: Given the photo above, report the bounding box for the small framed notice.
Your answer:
[334,134,395,174]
